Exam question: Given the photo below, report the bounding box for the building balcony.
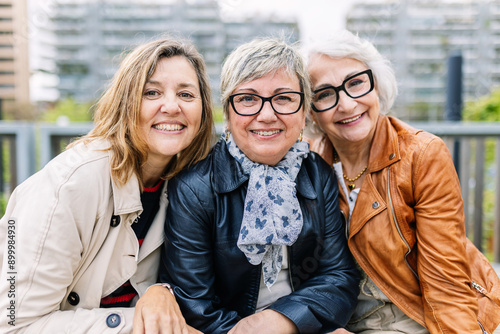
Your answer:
[0,74,14,85]
[0,61,13,71]
[0,7,12,17]
[0,47,13,58]
[0,87,15,98]
[53,7,87,19]
[53,36,87,47]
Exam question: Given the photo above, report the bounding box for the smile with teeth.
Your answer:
[251,129,281,136]
[153,123,185,131]
[339,114,362,124]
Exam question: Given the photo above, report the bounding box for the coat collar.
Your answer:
[212,140,317,200]
[366,115,401,173]
[87,140,144,216]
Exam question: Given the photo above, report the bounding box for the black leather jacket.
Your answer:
[160,139,359,334]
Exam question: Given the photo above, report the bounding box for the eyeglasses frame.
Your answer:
[229,91,305,116]
[311,69,374,113]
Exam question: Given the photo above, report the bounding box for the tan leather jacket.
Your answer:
[310,115,500,334]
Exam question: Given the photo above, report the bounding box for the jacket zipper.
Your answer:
[478,320,488,334]
[473,282,490,333]
[472,281,486,295]
[386,167,419,280]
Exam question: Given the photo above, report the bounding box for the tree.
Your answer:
[463,88,500,121]
[42,98,94,122]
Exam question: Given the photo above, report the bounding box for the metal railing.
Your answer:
[0,120,499,261]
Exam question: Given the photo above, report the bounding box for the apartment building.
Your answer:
[0,0,30,117]
[347,0,500,121]
[33,0,298,103]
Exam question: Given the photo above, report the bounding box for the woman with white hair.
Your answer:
[307,30,500,334]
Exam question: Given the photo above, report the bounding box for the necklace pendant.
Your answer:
[348,183,356,191]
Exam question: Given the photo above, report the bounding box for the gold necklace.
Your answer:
[334,151,367,191]
[343,166,367,190]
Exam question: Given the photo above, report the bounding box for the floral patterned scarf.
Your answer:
[226,133,309,288]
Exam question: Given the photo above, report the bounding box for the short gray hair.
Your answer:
[221,37,311,119]
[307,30,397,114]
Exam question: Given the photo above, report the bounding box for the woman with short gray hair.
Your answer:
[154,37,359,333]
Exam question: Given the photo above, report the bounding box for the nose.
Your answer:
[160,94,181,114]
[256,100,277,122]
[336,90,357,112]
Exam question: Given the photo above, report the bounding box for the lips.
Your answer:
[251,129,281,136]
[153,123,185,131]
[338,113,362,124]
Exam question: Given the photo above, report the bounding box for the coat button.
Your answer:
[106,313,121,328]
[389,153,396,160]
[110,215,121,227]
[372,202,379,209]
[67,291,80,305]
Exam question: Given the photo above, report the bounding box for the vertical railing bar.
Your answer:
[8,136,16,193]
[495,138,500,261]
[474,138,485,252]
[459,137,471,234]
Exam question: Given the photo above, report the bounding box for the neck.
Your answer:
[141,158,170,188]
[331,137,371,174]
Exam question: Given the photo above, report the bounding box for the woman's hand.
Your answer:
[227,309,298,334]
[132,285,202,334]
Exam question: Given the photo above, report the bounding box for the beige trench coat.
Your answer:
[0,140,167,333]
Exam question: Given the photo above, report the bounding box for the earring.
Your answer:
[299,129,303,142]
[225,129,230,141]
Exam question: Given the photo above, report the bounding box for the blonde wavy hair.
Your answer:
[72,37,214,187]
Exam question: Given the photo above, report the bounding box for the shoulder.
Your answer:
[21,140,113,193]
[387,116,441,146]
[167,141,223,203]
[296,150,337,200]
[170,141,219,185]
[302,150,335,180]
[385,116,447,160]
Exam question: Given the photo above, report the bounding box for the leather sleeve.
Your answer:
[411,136,482,333]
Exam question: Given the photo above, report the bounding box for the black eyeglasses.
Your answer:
[311,69,374,112]
[229,91,304,116]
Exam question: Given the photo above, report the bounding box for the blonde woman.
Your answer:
[0,37,213,334]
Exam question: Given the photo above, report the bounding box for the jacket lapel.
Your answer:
[347,116,401,237]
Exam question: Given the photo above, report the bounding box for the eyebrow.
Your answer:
[233,87,296,95]
[145,80,198,89]
[313,69,367,91]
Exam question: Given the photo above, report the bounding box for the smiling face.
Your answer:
[308,54,380,148]
[227,69,305,166]
[139,55,202,168]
